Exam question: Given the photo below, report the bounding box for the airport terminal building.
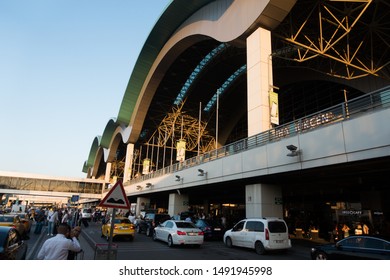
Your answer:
[82,0,390,239]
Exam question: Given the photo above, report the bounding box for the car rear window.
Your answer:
[268,221,287,233]
[114,219,131,224]
[145,213,155,220]
[205,219,223,227]
[176,222,196,228]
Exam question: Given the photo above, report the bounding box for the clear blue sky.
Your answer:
[0,0,171,178]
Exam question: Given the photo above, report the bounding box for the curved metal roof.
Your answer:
[82,0,302,174]
[116,0,214,125]
[84,0,389,176]
[83,0,215,172]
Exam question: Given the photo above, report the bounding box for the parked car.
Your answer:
[311,235,390,260]
[194,219,225,240]
[137,213,171,236]
[101,217,135,241]
[223,217,291,254]
[153,220,204,247]
[0,214,26,238]
[0,226,28,260]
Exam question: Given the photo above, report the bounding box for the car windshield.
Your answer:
[176,222,197,228]
[268,221,287,233]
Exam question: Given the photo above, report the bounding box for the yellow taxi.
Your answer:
[0,214,26,238]
[101,216,135,241]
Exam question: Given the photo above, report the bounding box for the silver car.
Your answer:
[153,220,204,247]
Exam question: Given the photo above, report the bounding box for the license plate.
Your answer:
[120,226,129,229]
[187,232,197,236]
[275,240,283,243]
[214,228,221,231]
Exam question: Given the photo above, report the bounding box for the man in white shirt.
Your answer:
[37,223,81,260]
[128,212,136,224]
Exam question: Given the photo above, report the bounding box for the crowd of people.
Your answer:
[25,206,89,260]
[32,207,86,235]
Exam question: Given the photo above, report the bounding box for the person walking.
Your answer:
[47,208,59,236]
[37,223,81,260]
[34,208,45,234]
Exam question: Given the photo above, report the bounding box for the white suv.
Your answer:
[81,208,92,221]
[223,217,291,254]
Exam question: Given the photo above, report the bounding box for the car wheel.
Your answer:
[167,235,174,247]
[255,241,265,255]
[137,226,142,233]
[225,237,233,248]
[314,252,328,260]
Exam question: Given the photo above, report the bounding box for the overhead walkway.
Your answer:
[0,171,105,205]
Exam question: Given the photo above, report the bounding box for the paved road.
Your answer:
[26,221,327,260]
[79,222,325,260]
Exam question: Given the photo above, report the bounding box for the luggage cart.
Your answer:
[94,243,118,260]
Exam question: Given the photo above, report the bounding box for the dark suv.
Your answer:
[137,213,171,236]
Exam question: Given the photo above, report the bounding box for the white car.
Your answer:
[153,220,204,247]
[81,208,92,221]
[223,217,291,254]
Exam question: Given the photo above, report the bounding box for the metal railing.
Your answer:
[126,86,390,186]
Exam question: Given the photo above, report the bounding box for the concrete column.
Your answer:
[245,183,283,218]
[104,162,112,183]
[168,192,189,217]
[123,143,134,183]
[246,27,273,137]
[136,197,150,217]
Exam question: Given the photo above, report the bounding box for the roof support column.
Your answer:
[104,162,112,183]
[123,143,134,183]
[136,196,150,217]
[245,183,283,219]
[246,27,273,137]
[168,192,189,217]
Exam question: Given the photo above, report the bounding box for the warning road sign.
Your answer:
[98,181,130,209]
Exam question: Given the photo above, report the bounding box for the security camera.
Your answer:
[286,145,297,151]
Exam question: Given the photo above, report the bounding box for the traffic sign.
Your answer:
[98,181,130,209]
